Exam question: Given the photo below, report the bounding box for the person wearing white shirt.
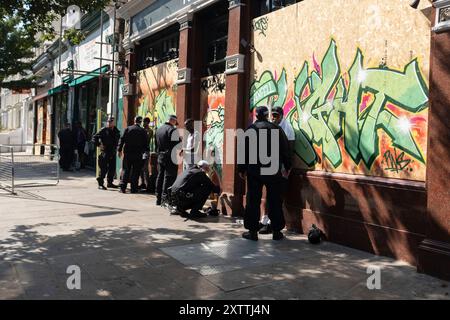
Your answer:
[183,119,200,171]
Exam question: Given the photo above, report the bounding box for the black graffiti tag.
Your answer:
[252,17,268,37]
[201,74,226,93]
[382,148,412,173]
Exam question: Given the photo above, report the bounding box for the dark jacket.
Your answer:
[118,124,149,156]
[58,128,75,150]
[92,126,121,153]
[171,166,220,194]
[155,122,181,162]
[237,119,292,177]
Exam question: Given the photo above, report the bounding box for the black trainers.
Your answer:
[205,207,220,216]
[107,183,119,189]
[242,231,258,241]
[119,188,126,194]
[272,231,284,241]
[98,185,107,190]
[170,208,188,216]
[189,210,207,219]
[259,224,273,234]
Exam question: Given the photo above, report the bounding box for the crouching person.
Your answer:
[170,160,220,218]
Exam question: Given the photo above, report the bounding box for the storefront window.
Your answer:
[137,25,180,70]
[255,0,301,17]
[199,1,229,77]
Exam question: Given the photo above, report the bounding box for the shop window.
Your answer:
[254,0,302,17]
[137,25,180,70]
[199,1,229,77]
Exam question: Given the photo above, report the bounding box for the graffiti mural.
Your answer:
[250,40,429,181]
[201,74,226,185]
[136,59,177,129]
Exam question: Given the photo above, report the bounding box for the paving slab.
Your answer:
[0,171,448,300]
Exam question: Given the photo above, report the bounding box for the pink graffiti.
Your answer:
[313,53,321,75]
[302,86,310,100]
[410,116,426,125]
[359,94,372,113]
[284,98,294,114]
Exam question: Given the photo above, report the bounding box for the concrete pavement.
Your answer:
[0,170,448,300]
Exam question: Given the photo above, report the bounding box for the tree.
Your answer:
[0,14,37,89]
[0,0,110,89]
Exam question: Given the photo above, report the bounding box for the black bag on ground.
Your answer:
[308,224,322,244]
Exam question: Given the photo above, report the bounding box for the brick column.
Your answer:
[122,46,136,127]
[221,0,250,216]
[417,3,450,281]
[175,14,194,127]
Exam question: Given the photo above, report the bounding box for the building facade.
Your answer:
[116,0,450,280]
[32,7,125,166]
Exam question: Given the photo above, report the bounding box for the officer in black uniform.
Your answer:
[118,116,149,193]
[155,115,181,205]
[58,122,75,171]
[170,160,220,218]
[92,116,121,190]
[238,106,292,241]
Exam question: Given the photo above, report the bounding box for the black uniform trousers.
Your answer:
[98,152,116,185]
[120,154,143,192]
[59,147,73,170]
[156,159,178,202]
[172,185,211,212]
[244,174,286,233]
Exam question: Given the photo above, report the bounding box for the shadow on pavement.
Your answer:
[0,222,448,300]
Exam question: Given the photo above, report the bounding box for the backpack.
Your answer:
[308,224,323,244]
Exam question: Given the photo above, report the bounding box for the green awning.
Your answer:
[68,65,110,87]
[48,84,68,96]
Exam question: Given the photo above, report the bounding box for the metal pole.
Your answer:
[11,147,15,195]
[59,16,63,77]
[111,2,117,118]
[98,10,104,113]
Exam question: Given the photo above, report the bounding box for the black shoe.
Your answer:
[205,207,220,216]
[272,231,284,241]
[130,190,138,194]
[119,188,126,193]
[156,199,162,206]
[98,185,107,190]
[259,224,273,234]
[107,183,119,189]
[170,208,188,216]
[242,231,258,241]
[189,210,207,219]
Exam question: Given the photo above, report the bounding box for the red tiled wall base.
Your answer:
[283,171,427,266]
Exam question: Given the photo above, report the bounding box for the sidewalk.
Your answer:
[0,171,448,300]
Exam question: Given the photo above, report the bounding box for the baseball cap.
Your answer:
[168,114,178,125]
[197,160,210,168]
[272,107,283,116]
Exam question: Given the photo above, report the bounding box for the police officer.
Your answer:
[170,160,220,218]
[238,106,292,241]
[259,106,296,234]
[118,116,149,193]
[92,116,121,190]
[139,117,152,192]
[155,115,181,206]
[58,122,75,171]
